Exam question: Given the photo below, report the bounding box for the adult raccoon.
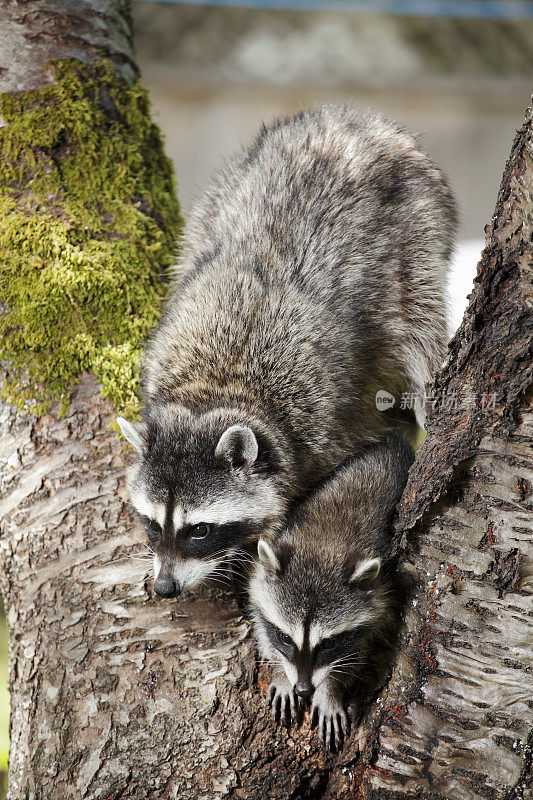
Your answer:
[118,104,456,596]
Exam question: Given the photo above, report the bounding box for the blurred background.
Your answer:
[0,1,532,793]
[132,0,533,331]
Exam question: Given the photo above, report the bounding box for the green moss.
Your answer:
[0,60,181,417]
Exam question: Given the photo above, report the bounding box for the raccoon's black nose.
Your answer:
[154,575,181,598]
[294,681,313,699]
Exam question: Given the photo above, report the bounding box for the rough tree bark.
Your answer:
[0,4,531,799]
[1,0,137,91]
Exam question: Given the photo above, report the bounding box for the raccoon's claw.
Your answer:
[266,678,299,727]
[310,684,350,753]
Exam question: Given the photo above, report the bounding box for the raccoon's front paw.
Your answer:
[310,682,350,753]
[266,675,299,727]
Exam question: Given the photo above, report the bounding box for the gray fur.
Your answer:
[249,433,414,751]
[125,104,456,591]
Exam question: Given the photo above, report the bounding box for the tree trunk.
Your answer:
[0,4,531,797]
[0,0,137,91]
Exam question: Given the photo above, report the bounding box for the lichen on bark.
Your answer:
[0,60,181,417]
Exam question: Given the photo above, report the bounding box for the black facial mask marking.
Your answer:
[140,515,162,548]
[263,618,295,660]
[313,629,364,669]
[140,513,262,561]
[181,520,260,558]
[262,615,365,684]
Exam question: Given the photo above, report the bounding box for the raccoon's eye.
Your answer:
[318,636,337,653]
[190,523,211,540]
[278,631,293,647]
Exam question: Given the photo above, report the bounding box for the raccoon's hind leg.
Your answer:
[267,671,300,727]
[310,678,351,753]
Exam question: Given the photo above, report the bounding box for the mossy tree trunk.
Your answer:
[0,4,531,797]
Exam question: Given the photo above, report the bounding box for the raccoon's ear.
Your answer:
[116,417,145,453]
[257,539,280,573]
[350,557,381,586]
[215,425,258,470]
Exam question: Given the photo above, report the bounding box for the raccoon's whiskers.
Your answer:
[207,575,232,588]
[131,534,155,556]
[331,669,365,685]
[258,655,284,670]
[209,563,235,576]
[230,549,254,563]
[112,560,150,571]
[120,551,153,560]
[330,656,365,671]
[329,656,367,682]
[331,653,365,665]
[229,556,253,568]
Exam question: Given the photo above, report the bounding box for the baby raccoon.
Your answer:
[118,104,456,597]
[248,434,414,752]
